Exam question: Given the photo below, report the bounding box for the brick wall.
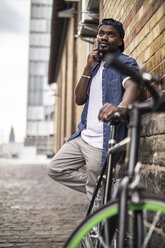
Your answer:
[100,0,165,195]
[101,0,164,80]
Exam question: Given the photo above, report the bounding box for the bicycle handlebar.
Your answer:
[104,112,128,126]
[104,53,165,112]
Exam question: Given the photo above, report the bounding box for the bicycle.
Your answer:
[64,54,165,248]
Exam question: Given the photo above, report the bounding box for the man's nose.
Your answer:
[101,33,109,40]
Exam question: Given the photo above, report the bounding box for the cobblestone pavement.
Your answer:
[0,158,89,248]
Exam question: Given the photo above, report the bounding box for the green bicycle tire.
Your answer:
[64,194,165,248]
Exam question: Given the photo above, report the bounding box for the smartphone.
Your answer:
[96,41,103,58]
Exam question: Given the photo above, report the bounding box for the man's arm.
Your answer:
[75,44,99,105]
[74,66,91,105]
[98,79,139,121]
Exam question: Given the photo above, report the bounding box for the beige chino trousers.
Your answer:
[47,135,102,200]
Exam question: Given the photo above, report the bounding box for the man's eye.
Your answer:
[99,32,104,36]
[108,33,115,37]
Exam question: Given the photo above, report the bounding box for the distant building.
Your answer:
[9,126,15,143]
[0,126,37,159]
[24,0,55,155]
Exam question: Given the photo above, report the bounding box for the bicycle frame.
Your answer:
[118,101,152,248]
[104,53,165,248]
[65,55,165,248]
[86,118,120,217]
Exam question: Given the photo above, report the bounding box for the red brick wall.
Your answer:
[100,0,165,195]
[100,0,164,94]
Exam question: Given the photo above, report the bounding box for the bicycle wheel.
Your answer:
[64,193,165,248]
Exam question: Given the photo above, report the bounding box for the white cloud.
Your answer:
[0,0,30,34]
[0,0,30,143]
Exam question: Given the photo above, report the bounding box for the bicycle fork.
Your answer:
[118,162,144,248]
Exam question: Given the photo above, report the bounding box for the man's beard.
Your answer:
[98,48,109,54]
[98,42,111,54]
[98,48,111,60]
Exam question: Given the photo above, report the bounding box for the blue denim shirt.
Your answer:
[68,51,139,166]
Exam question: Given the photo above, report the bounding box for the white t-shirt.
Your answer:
[81,62,104,149]
[81,62,129,149]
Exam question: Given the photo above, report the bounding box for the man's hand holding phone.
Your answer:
[86,42,99,69]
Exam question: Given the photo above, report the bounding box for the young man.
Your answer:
[47,18,139,201]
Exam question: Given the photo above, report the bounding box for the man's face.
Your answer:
[97,25,122,54]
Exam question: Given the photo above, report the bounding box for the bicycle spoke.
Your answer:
[142,211,161,248]
[82,226,109,248]
[94,228,109,248]
[65,197,165,248]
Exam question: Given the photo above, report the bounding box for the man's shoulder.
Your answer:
[117,53,139,71]
[118,53,136,63]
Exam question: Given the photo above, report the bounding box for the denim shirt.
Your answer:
[68,51,139,166]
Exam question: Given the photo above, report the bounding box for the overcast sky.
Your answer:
[0,0,30,143]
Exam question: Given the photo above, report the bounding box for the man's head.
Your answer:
[97,18,125,54]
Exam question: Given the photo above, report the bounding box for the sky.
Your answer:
[0,0,30,144]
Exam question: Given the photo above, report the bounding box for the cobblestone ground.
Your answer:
[0,158,89,248]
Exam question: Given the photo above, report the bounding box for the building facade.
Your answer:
[25,0,55,155]
[48,0,165,194]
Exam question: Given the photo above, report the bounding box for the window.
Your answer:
[29,76,44,91]
[31,6,52,19]
[38,121,54,135]
[27,121,37,136]
[43,77,50,90]
[30,33,50,46]
[29,61,48,76]
[29,47,50,61]
[44,106,54,120]
[28,89,43,106]
[43,90,54,105]
[27,106,44,120]
[30,19,47,32]
[32,0,53,5]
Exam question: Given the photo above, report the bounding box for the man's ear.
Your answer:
[118,37,122,47]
